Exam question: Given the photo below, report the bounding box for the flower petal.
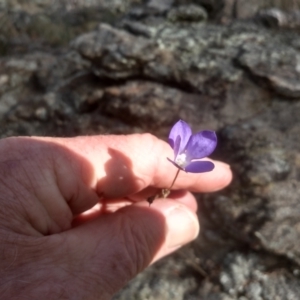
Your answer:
[185,131,217,161]
[168,120,192,158]
[185,161,215,173]
[173,135,181,159]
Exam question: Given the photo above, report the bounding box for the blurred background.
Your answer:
[1,1,300,299]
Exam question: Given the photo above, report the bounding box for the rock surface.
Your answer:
[1,0,300,299]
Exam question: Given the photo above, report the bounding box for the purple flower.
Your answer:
[167,120,217,173]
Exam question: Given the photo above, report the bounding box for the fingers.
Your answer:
[57,195,199,298]
[36,133,232,197]
[1,134,231,222]
[72,190,198,226]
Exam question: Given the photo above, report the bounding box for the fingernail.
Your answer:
[166,205,199,249]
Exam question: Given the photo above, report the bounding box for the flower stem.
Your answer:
[169,168,181,190]
[147,168,181,205]
[160,168,181,199]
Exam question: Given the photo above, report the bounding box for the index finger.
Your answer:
[47,133,232,198]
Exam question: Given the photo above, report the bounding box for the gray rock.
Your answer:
[147,0,174,13]
[255,8,300,36]
[217,0,300,23]
[204,99,300,267]
[101,81,193,128]
[113,255,198,300]
[219,252,300,300]
[72,23,157,79]
[167,4,208,23]
[0,0,142,49]
[238,44,300,98]
[73,22,241,94]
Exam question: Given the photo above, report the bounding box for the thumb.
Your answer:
[59,199,199,299]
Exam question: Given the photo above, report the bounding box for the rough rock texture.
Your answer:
[1,0,300,299]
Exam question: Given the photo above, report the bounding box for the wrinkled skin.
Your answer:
[0,134,231,299]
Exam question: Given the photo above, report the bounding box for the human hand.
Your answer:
[0,134,231,299]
